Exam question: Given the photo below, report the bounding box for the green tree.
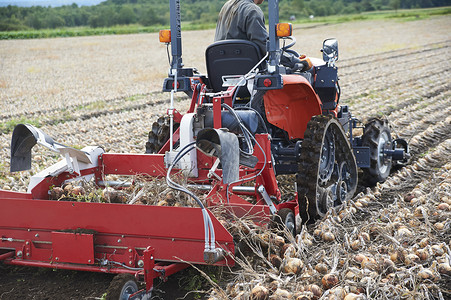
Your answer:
[117,6,136,24]
[139,7,161,26]
[390,0,401,11]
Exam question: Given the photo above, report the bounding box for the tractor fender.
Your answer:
[263,74,322,139]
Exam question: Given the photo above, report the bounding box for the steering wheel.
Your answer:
[281,36,299,57]
[281,36,296,51]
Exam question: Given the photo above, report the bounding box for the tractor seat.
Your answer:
[205,40,264,98]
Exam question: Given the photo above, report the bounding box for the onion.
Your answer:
[354,253,367,264]
[313,229,322,237]
[359,232,370,242]
[434,222,445,230]
[63,183,73,194]
[361,257,377,270]
[283,257,303,274]
[437,263,451,275]
[328,286,346,299]
[281,244,296,258]
[431,244,445,256]
[302,238,313,248]
[415,249,429,261]
[419,238,429,248]
[344,293,365,300]
[156,199,168,206]
[270,254,282,269]
[345,268,361,280]
[315,263,328,274]
[274,235,286,248]
[404,254,420,266]
[396,227,413,238]
[381,258,396,274]
[437,203,449,210]
[295,292,313,300]
[257,233,270,249]
[321,273,339,290]
[418,268,436,281]
[272,288,292,299]
[71,185,85,196]
[321,231,335,242]
[250,284,269,300]
[350,239,361,251]
[50,186,64,200]
[306,284,323,299]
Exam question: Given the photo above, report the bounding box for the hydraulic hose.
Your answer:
[165,142,216,250]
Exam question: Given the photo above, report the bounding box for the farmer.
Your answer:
[215,0,311,72]
[215,0,268,55]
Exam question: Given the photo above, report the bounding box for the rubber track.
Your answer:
[297,115,357,222]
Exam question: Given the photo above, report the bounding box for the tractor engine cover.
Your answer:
[203,110,260,135]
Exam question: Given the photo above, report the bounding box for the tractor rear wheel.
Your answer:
[362,118,392,185]
[297,115,358,223]
[106,273,139,300]
[145,115,179,154]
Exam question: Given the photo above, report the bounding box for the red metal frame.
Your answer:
[0,75,303,295]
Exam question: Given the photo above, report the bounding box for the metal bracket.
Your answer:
[203,248,226,264]
[258,185,277,215]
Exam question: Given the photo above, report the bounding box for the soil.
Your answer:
[0,15,450,300]
[0,264,200,299]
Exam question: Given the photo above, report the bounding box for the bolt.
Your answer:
[55,257,58,260]
[16,251,22,257]
[26,241,29,245]
[129,261,133,265]
[26,253,30,257]
[172,238,175,242]
[150,256,154,260]
[117,239,122,243]
[35,234,39,238]
[128,248,132,252]
[88,259,91,263]
[137,260,144,267]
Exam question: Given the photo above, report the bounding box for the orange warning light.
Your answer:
[276,23,292,37]
[159,30,171,43]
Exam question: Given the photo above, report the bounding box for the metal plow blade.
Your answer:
[10,124,56,172]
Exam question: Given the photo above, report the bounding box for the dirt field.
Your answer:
[0,15,450,299]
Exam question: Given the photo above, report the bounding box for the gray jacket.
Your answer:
[214,0,268,55]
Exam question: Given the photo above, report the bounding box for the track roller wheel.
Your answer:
[297,115,358,223]
[106,273,139,300]
[362,118,392,185]
[145,115,179,154]
[272,208,296,237]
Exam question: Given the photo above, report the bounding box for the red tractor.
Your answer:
[1,0,408,299]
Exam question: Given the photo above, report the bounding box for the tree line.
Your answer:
[0,0,448,31]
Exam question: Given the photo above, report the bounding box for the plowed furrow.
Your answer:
[340,42,449,75]
[339,40,451,68]
[379,138,451,193]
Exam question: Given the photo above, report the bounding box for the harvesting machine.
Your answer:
[0,0,409,298]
